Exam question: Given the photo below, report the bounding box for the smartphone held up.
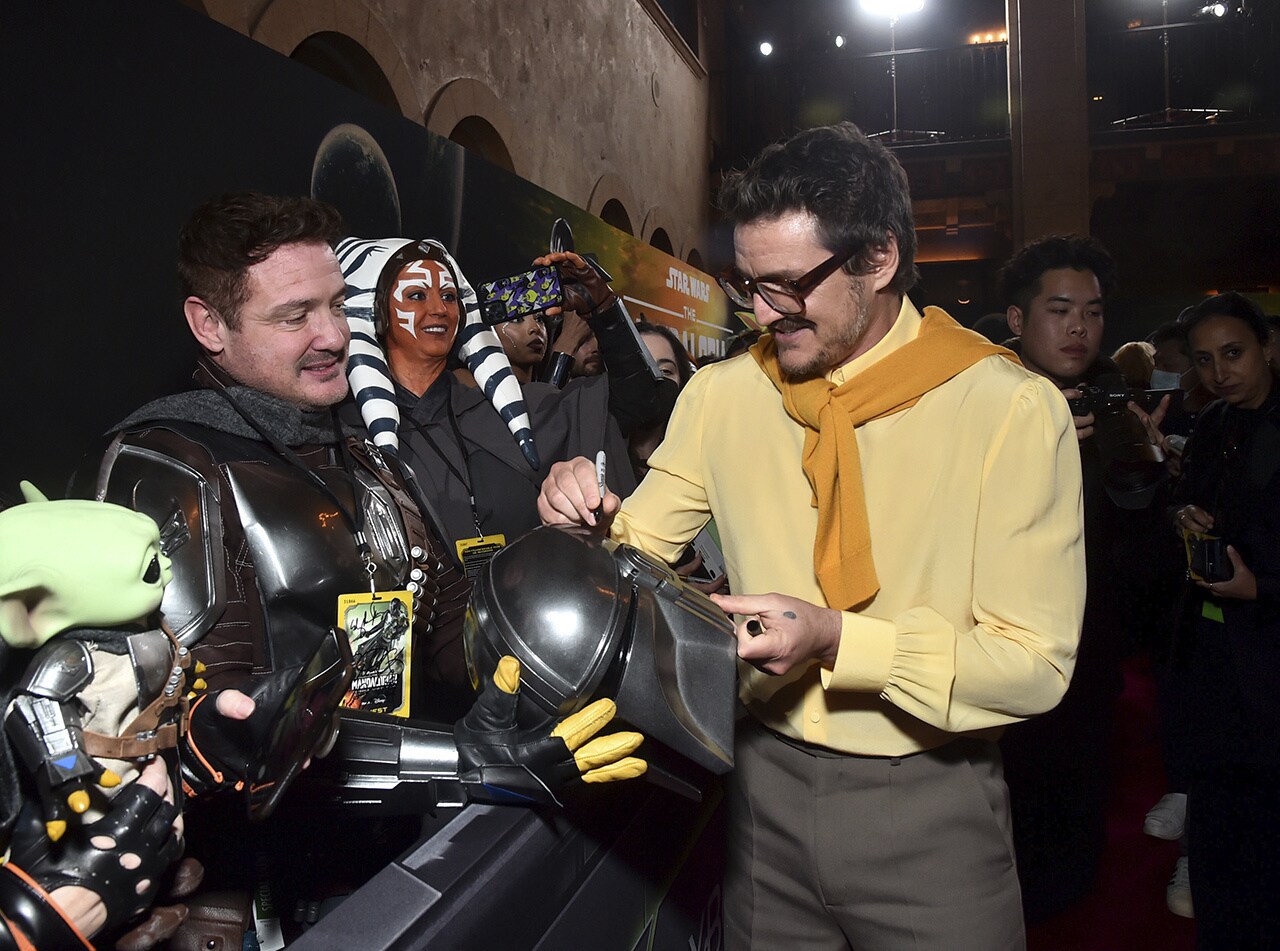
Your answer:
[478,265,562,324]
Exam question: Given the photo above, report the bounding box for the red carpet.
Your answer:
[1028,657,1197,951]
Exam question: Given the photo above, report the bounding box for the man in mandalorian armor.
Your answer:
[67,192,651,944]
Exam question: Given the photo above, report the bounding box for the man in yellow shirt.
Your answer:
[538,122,1085,950]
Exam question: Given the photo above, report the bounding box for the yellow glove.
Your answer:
[457,656,647,804]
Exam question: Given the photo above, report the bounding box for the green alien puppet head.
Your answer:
[0,481,172,648]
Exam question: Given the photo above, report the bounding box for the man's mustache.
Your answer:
[299,349,346,368]
[769,317,815,336]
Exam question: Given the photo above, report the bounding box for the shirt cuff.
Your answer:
[821,611,897,693]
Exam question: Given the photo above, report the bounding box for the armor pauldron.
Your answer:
[17,638,93,701]
[94,437,226,648]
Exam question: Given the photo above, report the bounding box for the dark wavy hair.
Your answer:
[1181,292,1269,348]
[635,320,695,389]
[178,192,344,329]
[717,122,919,295]
[997,235,1117,315]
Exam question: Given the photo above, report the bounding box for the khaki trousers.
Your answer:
[725,721,1025,951]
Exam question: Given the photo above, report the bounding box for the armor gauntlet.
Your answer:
[5,640,104,840]
[298,654,644,815]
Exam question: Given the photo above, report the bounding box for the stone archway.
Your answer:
[446,116,515,173]
[425,78,520,176]
[251,0,420,120]
[649,227,674,255]
[588,172,639,236]
[291,31,398,112]
[641,205,677,255]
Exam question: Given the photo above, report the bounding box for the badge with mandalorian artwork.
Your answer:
[337,590,414,717]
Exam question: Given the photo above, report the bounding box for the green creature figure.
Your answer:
[0,482,190,841]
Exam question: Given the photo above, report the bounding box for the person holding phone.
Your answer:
[336,239,676,698]
[1168,292,1280,950]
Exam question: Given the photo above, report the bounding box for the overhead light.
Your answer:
[759,41,774,56]
[859,0,925,18]
[1199,2,1227,16]
[985,32,994,42]
[1092,95,1104,101]
[835,34,846,47]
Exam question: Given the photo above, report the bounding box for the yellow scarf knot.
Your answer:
[750,305,1018,610]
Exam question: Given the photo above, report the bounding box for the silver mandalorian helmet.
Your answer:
[463,526,737,775]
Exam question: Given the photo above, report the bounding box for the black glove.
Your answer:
[455,656,645,806]
[177,689,255,798]
[538,252,618,317]
[4,777,185,946]
[178,629,350,818]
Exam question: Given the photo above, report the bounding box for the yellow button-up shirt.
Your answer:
[611,299,1085,756]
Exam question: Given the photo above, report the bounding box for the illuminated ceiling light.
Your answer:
[984,32,994,41]
[1092,95,1104,101]
[970,33,981,44]
[759,41,774,56]
[998,31,1007,41]
[835,34,846,47]
[859,0,925,18]
[1200,2,1227,15]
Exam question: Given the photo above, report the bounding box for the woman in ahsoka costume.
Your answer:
[337,239,650,571]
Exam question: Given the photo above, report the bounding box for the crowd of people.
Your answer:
[967,234,1279,949]
[0,119,1273,951]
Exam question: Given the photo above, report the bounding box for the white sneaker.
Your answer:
[1144,792,1188,840]
[1166,856,1194,918]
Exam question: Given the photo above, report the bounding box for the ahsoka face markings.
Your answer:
[386,259,461,363]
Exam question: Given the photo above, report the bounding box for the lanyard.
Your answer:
[213,387,378,592]
[400,406,485,538]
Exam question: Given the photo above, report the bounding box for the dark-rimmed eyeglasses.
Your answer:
[717,247,859,318]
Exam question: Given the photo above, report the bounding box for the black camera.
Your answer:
[1188,535,1233,584]
[1067,374,1176,509]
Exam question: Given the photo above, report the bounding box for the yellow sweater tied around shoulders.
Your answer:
[750,306,1019,611]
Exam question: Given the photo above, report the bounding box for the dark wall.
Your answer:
[3,0,427,496]
[1092,176,1280,347]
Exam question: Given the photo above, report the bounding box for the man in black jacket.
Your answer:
[998,234,1170,921]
